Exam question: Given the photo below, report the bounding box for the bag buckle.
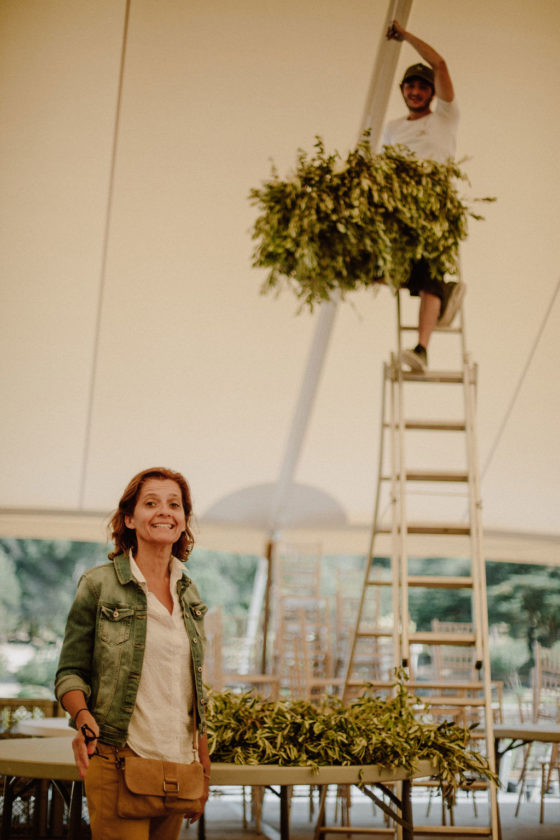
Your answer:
[163,779,180,794]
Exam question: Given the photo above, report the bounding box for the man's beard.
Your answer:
[406,95,434,114]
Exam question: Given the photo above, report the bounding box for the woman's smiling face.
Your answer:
[124,478,186,550]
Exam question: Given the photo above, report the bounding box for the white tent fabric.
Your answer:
[1,0,559,563]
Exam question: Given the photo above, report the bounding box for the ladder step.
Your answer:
[382,470,469,482]
[366,576,473,589]
[348,679,484,691]
[413,827,492,836]
[426,696,486,707]
[401,370,465,383]
[384,419,466,431]
[346,680,484,692]
[315,829,394,836]
[409,631,476,646]
[400,324,462,334]
[356,630,392,639]
[407,575,473,589]
[407,681,483,691]
[378,523,471,535]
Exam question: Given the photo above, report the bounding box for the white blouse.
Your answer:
[126,554,196,762]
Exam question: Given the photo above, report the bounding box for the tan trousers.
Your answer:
[85,743,184,840]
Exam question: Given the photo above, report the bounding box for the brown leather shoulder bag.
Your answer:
[117,754,204,819]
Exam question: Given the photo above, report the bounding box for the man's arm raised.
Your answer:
[387,20,454,103]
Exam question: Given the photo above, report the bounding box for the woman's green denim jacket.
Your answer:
[55,553,208,746]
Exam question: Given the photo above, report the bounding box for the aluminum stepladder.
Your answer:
[341,288,499,838]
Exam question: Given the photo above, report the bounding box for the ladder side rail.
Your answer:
[396,294,410,668]
[395,289,404,356]
[342,364,392,698]
[389,358,403,675]
[463,360,484,669]
[457,258,468,364]
[464,362,496,716]
[462,356,500,838]
[460,297,468,363]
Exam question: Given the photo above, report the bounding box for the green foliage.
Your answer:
[250,134,494,310]
[0,652,8,681]
[187,549,258,633]
[408,558,472,631]
[488,638,527,683]
[207,672,496,807]
[485,563,560,656]
[15,645,60,690]
[0,538,106,642]
[0,548,21,638]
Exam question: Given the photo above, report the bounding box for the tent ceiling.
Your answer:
[0,0,559,562]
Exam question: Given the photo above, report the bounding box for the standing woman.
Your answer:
[55,467,210,840]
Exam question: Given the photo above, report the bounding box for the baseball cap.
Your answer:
[400,63,435,88]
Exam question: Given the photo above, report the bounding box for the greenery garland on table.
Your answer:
[249,134,494,311]
[206,674,497,807]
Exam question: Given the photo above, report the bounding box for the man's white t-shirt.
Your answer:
[382,97,459,164]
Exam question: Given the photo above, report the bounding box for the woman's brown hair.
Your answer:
[108,467,195,561]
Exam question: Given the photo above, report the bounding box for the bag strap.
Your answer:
[191,694,199,761]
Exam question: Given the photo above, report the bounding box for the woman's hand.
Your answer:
[188,733,211,823]
[71,709,99,778]
[188,773,210,824]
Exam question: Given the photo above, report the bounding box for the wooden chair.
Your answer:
[0,698,65,737]
[514,643,560,820]
[274,541,322,599]
[412,622,503,824]
[272,594,344,701]
[334,569,375,680]
[203,606,279,698]
[534,644,560,822]
[0,697,66,838]
[202,607,279,835]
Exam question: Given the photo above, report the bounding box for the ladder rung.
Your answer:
[378,523,471,535]
[366,578,392,587]
[426,696,485,707]
[345,680,484,692]
[407,523,471,535]
[409,631,476,646]
[382,470,468,482]
[413,827,492,836]
[407,681,483,691]
[407,575,473,589]
[401,370,465,383]
[384,419,466,431]
[315,829,394,836]
[356,630,392,639]
[400,324,462,334]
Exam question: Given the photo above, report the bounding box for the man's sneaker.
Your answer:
[437,281,466,327]
[400,344,427,373]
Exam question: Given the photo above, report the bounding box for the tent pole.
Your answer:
[260,537,276,674]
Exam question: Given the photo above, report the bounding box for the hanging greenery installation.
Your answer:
[249,134,494,311]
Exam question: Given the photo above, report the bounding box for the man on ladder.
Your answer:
[383,19,466,373]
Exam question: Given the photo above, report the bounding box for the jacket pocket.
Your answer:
[98,604,134,646]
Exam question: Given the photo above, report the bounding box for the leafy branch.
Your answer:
[249,134,495,311]
[206,672,497,807]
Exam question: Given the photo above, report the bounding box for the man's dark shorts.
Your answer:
[404,258,445,302]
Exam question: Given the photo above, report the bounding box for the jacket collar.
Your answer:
[112,552,192,589]
[113,553,134,585]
